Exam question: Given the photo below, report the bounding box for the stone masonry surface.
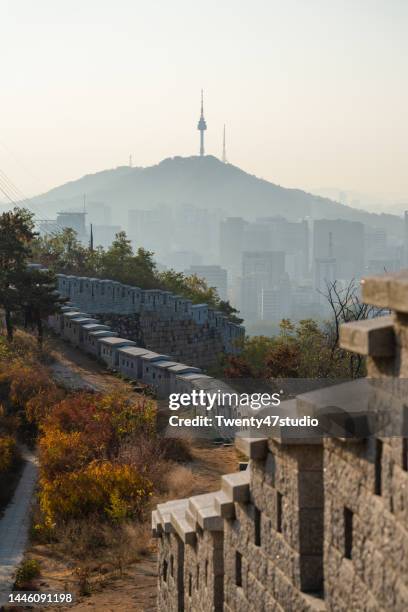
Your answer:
[55,274,244,368]
[153,269,408,611]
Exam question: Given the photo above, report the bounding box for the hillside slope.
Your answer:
[32,156,402,235]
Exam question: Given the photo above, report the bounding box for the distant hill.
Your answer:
[31,155,403,236]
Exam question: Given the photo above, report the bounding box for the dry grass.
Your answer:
[164,464,196,499]
[159,436,193,463]
[118,434,192,495]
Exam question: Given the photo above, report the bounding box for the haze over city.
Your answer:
[1,0,408,204]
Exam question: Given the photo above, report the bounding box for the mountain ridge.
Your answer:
[31,155,403,236]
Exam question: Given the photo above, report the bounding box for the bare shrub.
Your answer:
[159,436,192,463]
[118,435,169,493]
[74,565,92,596]
[101,522,152,575]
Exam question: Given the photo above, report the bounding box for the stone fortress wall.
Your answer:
[153,270,408,611]
[37,266,245,431]
[55,274,244,369]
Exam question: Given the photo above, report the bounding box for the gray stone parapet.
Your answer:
[340,315,395,357]
[361,270,408,313]
[55,272,245,354]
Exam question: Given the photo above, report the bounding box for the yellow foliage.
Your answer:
[39,427,94,480]
[25,386,65,424]
[0,436,17,473]
[39,461,152,523]
[0,337,11,361]
[97,390,156,438]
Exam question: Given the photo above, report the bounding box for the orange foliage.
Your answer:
[44,390,155,459]
[39,427,97,480]
[0,359,62,425]
[38,389,156,526]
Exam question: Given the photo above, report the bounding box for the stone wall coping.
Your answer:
[63,311,88,319]
[187,493,224,531]
[156,499,189,533]
[197,505,224,532]
[97,337,136,347]
[296,378,369,417]
[252,399,323,446]
[176,373,212,381]
[167,364,201,373]
[235,435,268,459]
[339,315,395,357]
[88,330,118,338]
[117,346,150,357]
[295,378,376,440]
[140,352,171,362]
[214,490,235,519]
[188,493,218,517]
[171,513,196,545]
[221,470,250,502]
[81,323,110,331]
[361,270,408,312]
[151,360,180,369]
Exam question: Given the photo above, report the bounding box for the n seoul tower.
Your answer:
[197,89,207,156]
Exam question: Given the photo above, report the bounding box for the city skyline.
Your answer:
[0,0,407,204]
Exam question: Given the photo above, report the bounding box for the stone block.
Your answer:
[362,270,408,314]
[214,490,235,519]
[197,506,224,531]
[339,316,395,357]
[221,471,250,502]
[171,512,196,545]
[235,435,269,459]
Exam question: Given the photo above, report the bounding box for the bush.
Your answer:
[0,358,61,425]
[39,461,152,524]
[44,390,156,459]
[14,558,41,589]
[0,436,17,473]
[39,427,96,480]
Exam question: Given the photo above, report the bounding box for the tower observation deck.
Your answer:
[197,89,207,156]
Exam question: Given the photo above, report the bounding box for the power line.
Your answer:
[0,167,66,234]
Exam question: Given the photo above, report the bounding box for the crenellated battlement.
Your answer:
[153,270,408,611]
[55,274,244,366]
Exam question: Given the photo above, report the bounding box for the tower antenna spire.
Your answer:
[89,223,94,252]
[222,124,227,163]
[197,89,207,156]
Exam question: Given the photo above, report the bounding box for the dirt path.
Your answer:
[0,447,39,607]
[47,336,126,393]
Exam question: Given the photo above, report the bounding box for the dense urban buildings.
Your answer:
[35,202,408,330]
[186,265,228,301]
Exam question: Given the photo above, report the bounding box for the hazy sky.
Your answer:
[1,0,407,203]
